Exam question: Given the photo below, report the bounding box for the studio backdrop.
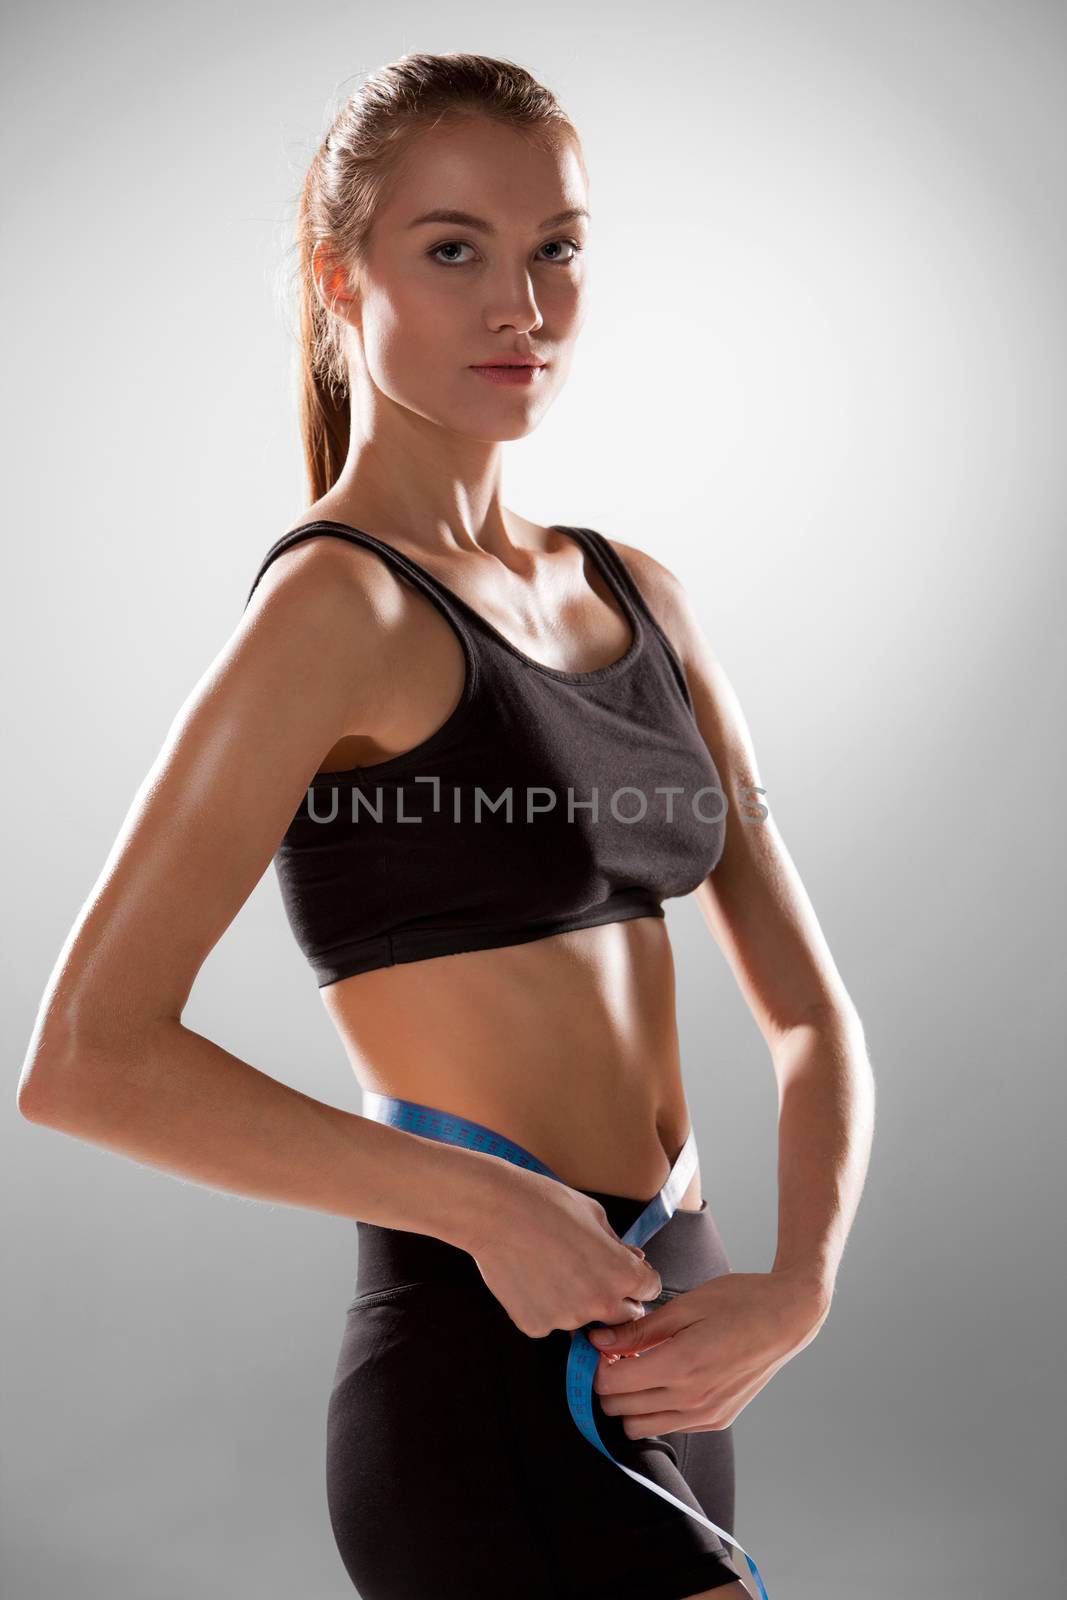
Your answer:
[4,3,1063,1598]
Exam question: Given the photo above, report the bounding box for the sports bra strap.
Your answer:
[244,518,692,706]
[244,521,475,630]
[575,526,664,631]
[575,527,694,710]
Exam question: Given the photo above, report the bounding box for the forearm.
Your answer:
[769,1005,875,1300]
[19,1018,498,1249]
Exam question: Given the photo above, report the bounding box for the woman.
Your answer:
[18,52,874,1600]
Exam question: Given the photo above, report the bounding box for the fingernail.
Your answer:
[590,1327,615,1346]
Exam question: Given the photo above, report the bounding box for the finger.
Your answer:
[633,1261,662,1299]
[595,1339,676,1389]
[609,1236,659,1298]
[597,1384,679,1419]
[620,1409,693,1440]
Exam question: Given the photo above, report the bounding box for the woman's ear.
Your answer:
[311,242,361,330]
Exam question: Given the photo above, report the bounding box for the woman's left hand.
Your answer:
[587,1267,832,1438]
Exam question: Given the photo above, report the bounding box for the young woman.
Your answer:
[18,52,874,1600]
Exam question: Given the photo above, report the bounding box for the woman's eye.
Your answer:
[428,238,584,268]
[430,241,476,266]
[538,238,583,265]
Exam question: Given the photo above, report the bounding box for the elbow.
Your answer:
[18,998,172,1128]
[17,1008,123,1127]
[18,1061,64,1125]
[19,946,173,1125]
[17,1020,81,1125]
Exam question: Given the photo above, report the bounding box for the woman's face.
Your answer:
[344,116,590,443]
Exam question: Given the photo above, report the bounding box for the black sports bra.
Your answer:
[244,521,726,986]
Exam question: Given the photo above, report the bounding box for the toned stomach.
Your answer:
[321,911,704,1212]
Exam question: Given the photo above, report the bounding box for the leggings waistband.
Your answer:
[354,1185,731,1302]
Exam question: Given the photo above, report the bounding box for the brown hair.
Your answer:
[289,52,583,503]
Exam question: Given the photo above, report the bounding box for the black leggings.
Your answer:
[326,1184,743,1599]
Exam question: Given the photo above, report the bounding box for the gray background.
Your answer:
[4,2,1064,1596]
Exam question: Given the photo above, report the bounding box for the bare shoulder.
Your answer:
[248,525,422,672]
[247,525,409,628]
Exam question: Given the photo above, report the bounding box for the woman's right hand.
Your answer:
[466,1163,662,1339]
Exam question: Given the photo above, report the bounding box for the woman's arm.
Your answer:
[608,538,876,1313]
[16,536,501,1250]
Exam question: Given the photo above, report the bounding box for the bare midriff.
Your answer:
[320,911,704,1213]
[290,510,706,1217]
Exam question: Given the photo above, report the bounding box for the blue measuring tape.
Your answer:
[362,1091,770,1599]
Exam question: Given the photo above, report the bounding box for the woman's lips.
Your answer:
[468,364,546,386]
